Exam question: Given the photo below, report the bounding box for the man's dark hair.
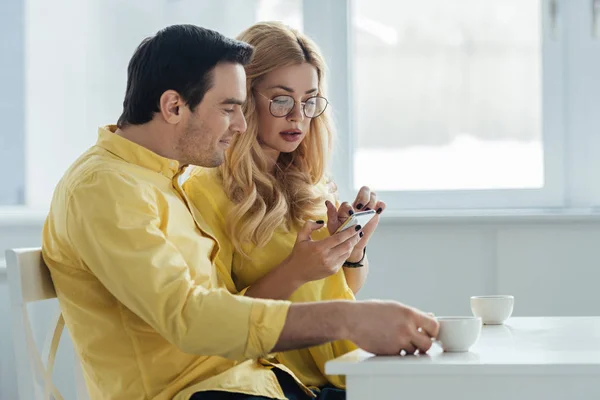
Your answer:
[117,24,253,127]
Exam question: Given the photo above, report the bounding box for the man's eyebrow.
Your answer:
[220,98,244,105]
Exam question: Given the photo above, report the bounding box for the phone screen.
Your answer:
[335,210,376,233]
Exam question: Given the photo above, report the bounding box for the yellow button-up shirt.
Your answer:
[183,168,358,389]
[42,126,298,400]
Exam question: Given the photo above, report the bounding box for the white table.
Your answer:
[326,317,600,400]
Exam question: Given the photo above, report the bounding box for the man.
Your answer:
[42,25,439,400]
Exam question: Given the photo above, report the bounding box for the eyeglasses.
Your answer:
[255,91,328,118]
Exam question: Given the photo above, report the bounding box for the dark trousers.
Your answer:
[190,369,345,400]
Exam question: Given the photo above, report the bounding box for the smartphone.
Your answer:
[334,210,376,233]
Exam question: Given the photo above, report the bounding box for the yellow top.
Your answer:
[183,167,358,389]
[42,126,310,400]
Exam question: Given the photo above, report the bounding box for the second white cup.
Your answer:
[470,295,514,325]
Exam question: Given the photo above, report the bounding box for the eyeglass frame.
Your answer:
[254,91,329,119]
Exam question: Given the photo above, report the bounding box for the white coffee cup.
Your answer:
[436,317,482,352]
[470,295,514,325]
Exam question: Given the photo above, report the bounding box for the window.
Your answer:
[4,0,600,212]
[305,0,600,211]
[353,0,543,192]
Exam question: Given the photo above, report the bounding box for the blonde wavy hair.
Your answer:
[218,21,335,255]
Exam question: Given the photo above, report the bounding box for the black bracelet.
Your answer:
[343,247,366,268]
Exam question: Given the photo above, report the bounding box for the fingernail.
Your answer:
[364,207,371,211]
[359,232,364,238]
[348,210,354,215]
[357,203,363,210]
[377,207,383,214]
[316,220,324,224]
[355,225,362,231]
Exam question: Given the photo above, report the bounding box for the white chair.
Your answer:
[6,248,89,400]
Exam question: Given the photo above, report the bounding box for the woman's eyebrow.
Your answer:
[267,85,318,94]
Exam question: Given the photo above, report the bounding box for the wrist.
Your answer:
[344,247,367,267]
[330,301,357,341]
[347,247,365,263]
[279,257,308,290]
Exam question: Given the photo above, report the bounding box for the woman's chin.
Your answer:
[259,138,303,156]
[280,146,301,155]
[276,140,303,153]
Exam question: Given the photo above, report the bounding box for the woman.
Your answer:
[183,22,385,391]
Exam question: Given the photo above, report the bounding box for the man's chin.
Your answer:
[195,155,225,168]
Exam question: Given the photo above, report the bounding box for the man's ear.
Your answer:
[159,90,184,124]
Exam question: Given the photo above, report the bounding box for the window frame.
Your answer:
[303,0,570,211]
[5,0,600,216]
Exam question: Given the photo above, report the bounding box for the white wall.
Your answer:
[2,219,600,399]
[0,0,25,205]
[24,0,94,207]
[359,219,600,317]
[24,0,259,207]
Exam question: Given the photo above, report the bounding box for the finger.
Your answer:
[375,200,387,215]
[362,214,379,232]
[353,186,371,210]
[411,329,434,354]
[325,200,338,218]
[362,204,383,231]
[358,203,384,239]
[324,223,362,247]
[330,202,357,236]
[331,229,362,259]
[362,191,377,211]
[399,343,417,355]
[356,216,378,243]
[325,200,339,233]
[337,202,355,219]
[416,312,440,339]
[296,220,325,243]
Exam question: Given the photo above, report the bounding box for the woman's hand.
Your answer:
[326,186,386,263]
[244,219,361,300]
[285,220,362,283]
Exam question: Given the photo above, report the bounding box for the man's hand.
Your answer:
[345,300,440,355]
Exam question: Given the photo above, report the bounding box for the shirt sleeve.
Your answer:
[65,170,290,360]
